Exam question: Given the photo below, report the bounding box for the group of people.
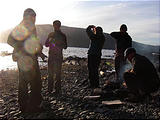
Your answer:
[7,8,160,113]
[7,8,67,112]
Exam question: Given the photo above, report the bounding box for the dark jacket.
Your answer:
[86,26,105,56]
[110,32,132,55]
[45,31,67,56]
[132,54,160,92]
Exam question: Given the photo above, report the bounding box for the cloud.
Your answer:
[0,0,159,45]
[69,1,160,45]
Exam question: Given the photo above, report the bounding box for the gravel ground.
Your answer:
[0,57,160,119]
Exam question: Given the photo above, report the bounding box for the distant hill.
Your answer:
[0,24,159,61]
[0,29,12,43]
[32,24,160,62]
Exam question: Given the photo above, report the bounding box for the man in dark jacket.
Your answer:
[123,48,160,100]
[45,20,67,95]
[110,24,132,83]
[7,8,46,112]
[86,25,105,88]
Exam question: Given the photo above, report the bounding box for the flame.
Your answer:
[100,71,104,76]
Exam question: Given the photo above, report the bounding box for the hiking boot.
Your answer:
[51,89,62,97]
[25,105,45,113]
[79,79,89,87]
[48,88,53,94]
[124,93,146,103]
[125,96,139,103]
[86,85,99,89]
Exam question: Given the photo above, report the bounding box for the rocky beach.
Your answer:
[0,56,160,119]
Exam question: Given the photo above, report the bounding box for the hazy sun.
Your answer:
[0,0,78,33]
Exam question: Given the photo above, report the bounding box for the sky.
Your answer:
[0,0,159,45]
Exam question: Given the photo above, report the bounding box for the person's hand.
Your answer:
[89,25,96,34]
[88,25,95,29]
[122,82,127,88]
[127,69,135,74]
[130,69,134,73]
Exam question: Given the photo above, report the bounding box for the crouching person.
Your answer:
[123,47,160,101]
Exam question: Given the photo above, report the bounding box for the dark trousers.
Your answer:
[88,55,101,88]
[123,72,159,95]
[123,72,140,94]
[48,54,63,93]
[17,55,42,111]
[115,55,125,82]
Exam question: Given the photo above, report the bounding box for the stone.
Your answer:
[83,96,100,100]
[80,111,88,115]
[0,98,4,104]
[94,108,105,113]
[58,107,64,111]
[93,88,102,95]
[0,115,4,118]
[102,100,124,105]
[10,111,16,115]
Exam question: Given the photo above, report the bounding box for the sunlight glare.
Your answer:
[24,35,41,55]
[11,24,29,41]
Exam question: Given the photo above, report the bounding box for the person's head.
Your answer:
[124,47,136,62]
[53,20,61,31]
[23,8,36,23]
[120,24,127,33]
[96,26,103,35]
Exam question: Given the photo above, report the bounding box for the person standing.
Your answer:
[86,25,105,88]
[123,47,160,101]
[7,8,46,112]
[45,20,67,95]
[110,24,132,83]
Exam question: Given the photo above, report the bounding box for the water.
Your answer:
[0,43,115,70]
[0,43,17,70]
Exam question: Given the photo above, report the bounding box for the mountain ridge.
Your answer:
[0,24,159,61]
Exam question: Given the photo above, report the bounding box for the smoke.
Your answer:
[133,42,159,62]
[119,61,132,83]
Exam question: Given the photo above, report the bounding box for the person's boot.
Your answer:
[25,97,44,113]
[48,84,53,94]
[18,99,28,113]
[48,77,54,93]
[19,105,26,113]
[25,105,45,113]
[54,80,62,96]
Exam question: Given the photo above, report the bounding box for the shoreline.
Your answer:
[0,56,114,72]
[0,56,160,119]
